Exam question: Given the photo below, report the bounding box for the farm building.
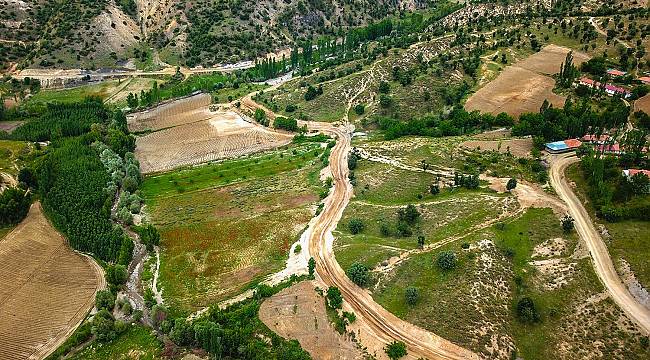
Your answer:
[582,134,611,144]
[596,143,622,155]
[607,69,627,77]
[545,139,582,153]
[577,77,631,98]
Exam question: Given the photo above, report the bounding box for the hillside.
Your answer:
[0,0,432,71]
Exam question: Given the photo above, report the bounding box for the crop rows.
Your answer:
[0,204,103,360]
[128,93,212,132]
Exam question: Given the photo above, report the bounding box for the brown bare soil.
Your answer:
[634,93,650,115]
[259,281,362,360]
[465,66,566,117]
[135,112,292,174]
[466,45,591,118]
[460,138,533,158]
[128,93,213,132]
[515,44,590,75]
[0,203,105,360]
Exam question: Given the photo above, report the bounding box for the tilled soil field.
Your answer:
[465,45,590,118]
[135,112,292,174]
[127,93,213,132]
[0,203,104,360]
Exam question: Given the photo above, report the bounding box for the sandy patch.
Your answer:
[259,281,362,360]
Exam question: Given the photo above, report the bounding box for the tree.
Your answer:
[417,235,425,248]
[348,153,358,170]
[429,184,440,195]
[506,178,518,191]
[558,51,578,88]
[92,309,117,342]
[436,251,457,271]
[107,264,128,286]
[327,287,343,309]
[379,81,390,93]
[304,85,318,101]
[347,262,370,287]
[516,297,540,323]
[348,218,365,234]
[397,204,420,225]
[354,104,365,115]
[385,341,408,360]
[405,286,419,305]
[95,290,115,311]
[379,94,393,108]
[308,257,316,277]
[126,92,138,108]
[561,214,574,233]
[254,108,268,126]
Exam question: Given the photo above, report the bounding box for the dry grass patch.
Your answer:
[460,138,533,158]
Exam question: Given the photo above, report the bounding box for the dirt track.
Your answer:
[549,154,650,334]
[305,123,477,359]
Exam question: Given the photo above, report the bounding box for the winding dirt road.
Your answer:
[549,153,650,334]
[306,123,477,359]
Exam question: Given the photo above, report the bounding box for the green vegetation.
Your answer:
[143,144,325,311]
[385,341,408,360]
[0,187,30,226]
[66,325,162,360]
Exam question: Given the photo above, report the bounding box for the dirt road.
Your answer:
[306,123,477,359]
[549,153,650,334]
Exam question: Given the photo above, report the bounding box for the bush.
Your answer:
[348,218,365,234]
[107,264,128,286]
[436,251,457,271]
[507,178,517,191]
[405,286,419,305]
[516,297,540,323]
[92,309,116,342]
[95,290,115,311]
[347,262,370,287]
[561,214,574,233]
[385,341,407,359]
[274,117,299,132]
[354,104,365,115]
[397,204,420,225]
[327,287,343,309]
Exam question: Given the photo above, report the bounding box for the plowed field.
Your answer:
[0,203,104,360]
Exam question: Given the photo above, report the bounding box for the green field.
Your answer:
[0,140,32,177]
[26,81,122,106]
[67,325,162,360]
[143,144,326,313]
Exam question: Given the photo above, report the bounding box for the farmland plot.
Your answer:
[135,111,292,174]
[127,93,213,132]
[143,145,324,312]
[465,45,590,118]
[0,203,104,360]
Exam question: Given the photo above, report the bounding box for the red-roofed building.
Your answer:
[625,169,650,177]
[604,84,631,98]
[596,143,622,154]
[579,77,599,87]
[607,69,627,77]
[582,134,610,144]
[639,77,650,85]
[564,138,582,149]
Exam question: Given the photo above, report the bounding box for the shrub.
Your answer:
[516,297,540,323]
[405,286,419,305]
[95,290,115,311]
[327,287,343,309]
[397,204,420,225]
[354,104,365,115]
[347,262,370,287]
[561,214,574,233]
[348,218,365,234]
[436,251,457,271]
[507,178,517,191]
[385,341,407,359]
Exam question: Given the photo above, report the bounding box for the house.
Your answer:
[623,169,650,178]
[545,139,583,154]
[579,77,599,87]
[607,69,627,77]
[604,84,631,98]
[639,76,650,85]
[596,143,622,155]
[581,134,610,144]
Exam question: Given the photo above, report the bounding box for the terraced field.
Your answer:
[0,203,105,360]
[131,93,293,173]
